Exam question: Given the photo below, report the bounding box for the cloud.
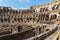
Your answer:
[20,7,28,9]
[19,0,31,3]
[11,5,28,9]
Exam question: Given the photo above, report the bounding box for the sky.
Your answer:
[0,0,54,9]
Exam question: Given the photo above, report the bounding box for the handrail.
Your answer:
[25,24,58,40]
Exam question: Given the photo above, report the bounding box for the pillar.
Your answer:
[41,27,43,33]
[12,27,18,34]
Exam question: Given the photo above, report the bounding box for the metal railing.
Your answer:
[25,24,58,40]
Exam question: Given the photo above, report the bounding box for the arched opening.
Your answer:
[56,5,59,9]
[39,28,41,34]
[46,29,49,31]
[43,8,45,12]
[58,4,60,9]
[45,14,49,21]
[17,26,22,32]
[40,8,42,12]
[59,12,60,14]
[56,36,59,40]
[46,7,48,11]
[52,5,56,10]
[51,14,57,20]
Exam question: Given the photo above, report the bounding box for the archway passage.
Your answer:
[59,12,60,14]
[45,14,49,21]
[39,28,41,34]
[51,14,57,20]
[17,26,22,32]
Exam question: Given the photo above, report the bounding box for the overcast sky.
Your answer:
[0,0,54,9]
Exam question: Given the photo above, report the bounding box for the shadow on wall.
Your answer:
[0,30,35,40]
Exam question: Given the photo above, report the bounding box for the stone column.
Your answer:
[41,14,43,21]
[41,27,43,33]
[40,14,41,21]
[43,25,46,32]
[39,27,41,34]
[12,27,18,34]
[44,14,46,21]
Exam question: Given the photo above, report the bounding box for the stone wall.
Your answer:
[0,30,35,40]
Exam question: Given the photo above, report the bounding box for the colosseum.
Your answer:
[0,0,60,40]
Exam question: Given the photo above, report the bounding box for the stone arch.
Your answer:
[50,14,57,20]
[58,12,60,14]
[58,4,60,6]
[26,25,33,31]
[46,7,48,11]
[52,5,56,10]
[17,25,22,32]
[40,8,42,12]
[43,8,45,12]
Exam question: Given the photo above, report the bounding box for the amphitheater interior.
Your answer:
[0,0,60,40]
